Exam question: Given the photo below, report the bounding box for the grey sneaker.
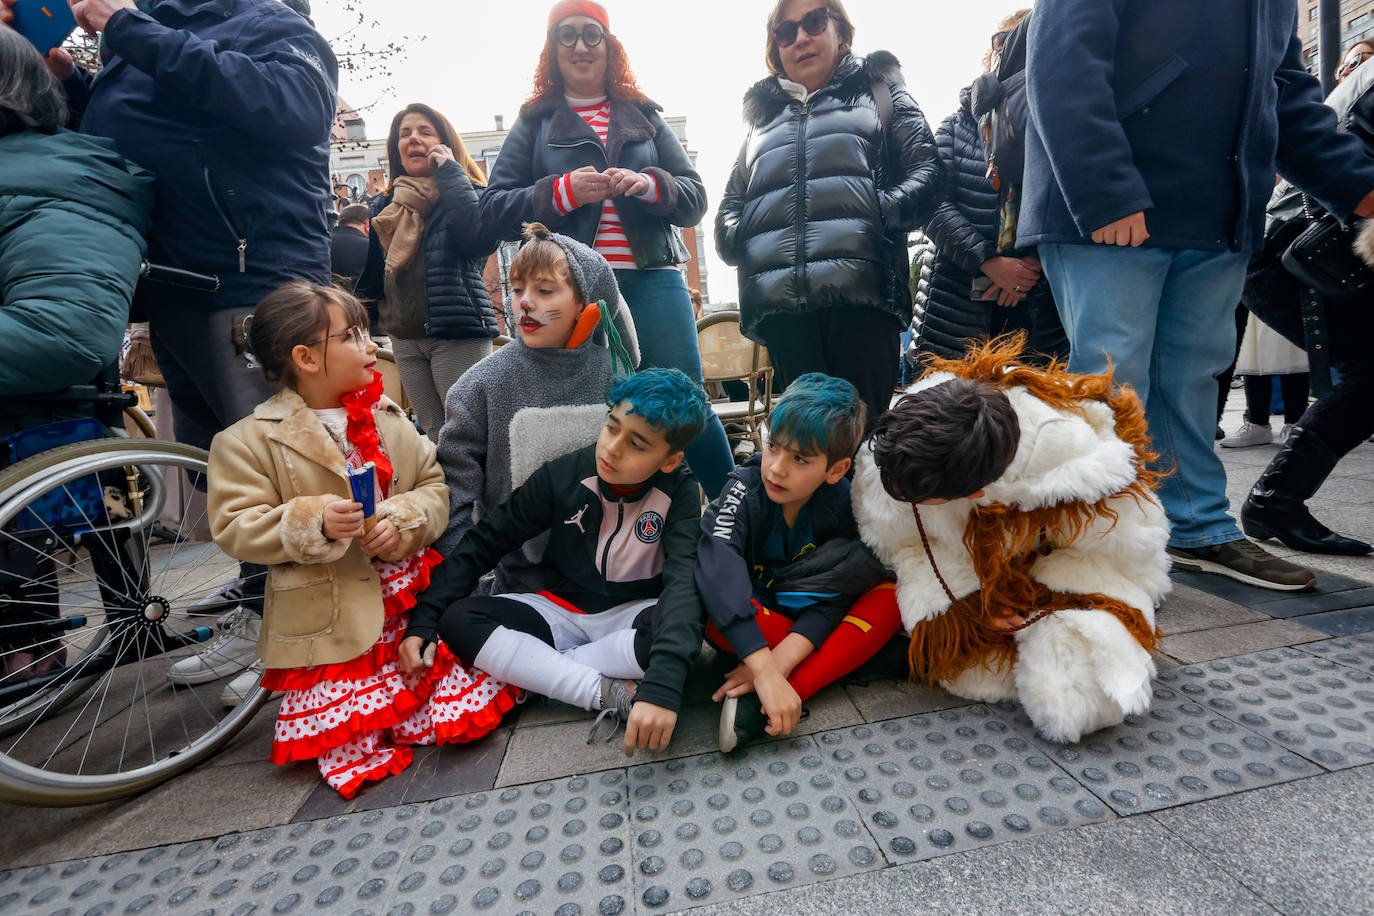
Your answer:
[1167,539,1316,591]
[586,677,638,744]
[1220,421,1273,448]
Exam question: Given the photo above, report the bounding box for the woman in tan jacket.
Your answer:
[208,282,518,798]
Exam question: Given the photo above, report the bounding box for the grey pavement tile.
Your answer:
[1171,568,1369,606]
[1150,650,1181,670]
[1305,474,1374,506]
[1214,446,1277,467]
[687,816,1274,916]
[1155,584,1269,636]
[1,778,640,915]
[0,758,318,868]
[623,737,885,911]
[1152,765,1374,916]
[293,729,511,821]
[995,675,1317,815]
[1248,586,1374,616]
[816,709,1113,864]
[495,688,863,788]
[203,697,281,768]
[1157,618,1329,664]
[1275,551,1374,585]
[1303,631,1374,674]
[842,678,966,722]
[0,838,222,915]
[1161,649,1374,770]
[1289,606,1374,636]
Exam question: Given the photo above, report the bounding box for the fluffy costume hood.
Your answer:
[741,50,902,127]
[853,340,1171,742]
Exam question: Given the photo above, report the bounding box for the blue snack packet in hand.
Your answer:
[12,0,76,54]
[347,462,376,533]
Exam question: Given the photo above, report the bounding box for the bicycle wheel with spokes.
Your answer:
[0,439,267,806]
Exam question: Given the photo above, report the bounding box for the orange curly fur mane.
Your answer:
[905,336,1164,687]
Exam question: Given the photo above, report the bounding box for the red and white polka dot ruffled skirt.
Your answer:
[262,550,520,798]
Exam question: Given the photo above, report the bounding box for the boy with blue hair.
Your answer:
[403,369,709,756]
[696,373,900,752]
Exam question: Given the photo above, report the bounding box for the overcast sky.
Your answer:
[312,0,1022,303]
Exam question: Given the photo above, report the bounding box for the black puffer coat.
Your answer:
[356,159,498,340]
[480,95,706,268]
[716,51,944,340]
[907,90,1065,366]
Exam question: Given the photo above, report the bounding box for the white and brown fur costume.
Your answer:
[853,344,1171,742]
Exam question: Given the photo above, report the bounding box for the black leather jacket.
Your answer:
[716,51,944,340]
[356,160,498,341]
[480,94,706,269]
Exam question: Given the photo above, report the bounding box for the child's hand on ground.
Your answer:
[397,635,435,675]
[753,669,803,737]
[712,663,756,701]
[623,701,677,757]
[322,499,364,541]
[359,518,401,557]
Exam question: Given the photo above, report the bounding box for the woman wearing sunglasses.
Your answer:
[480,0,734,498]
[717,0,944,427]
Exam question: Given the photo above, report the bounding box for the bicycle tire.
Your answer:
[0,439,268,806]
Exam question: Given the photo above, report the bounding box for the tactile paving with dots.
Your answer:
[1302,632,1374,676]
[623,737,886,910]
[817,706,1115,862]
[1,774,638,916]
[995,677,1317,815]
[1160,648,1374,770]
[0,840,219,915]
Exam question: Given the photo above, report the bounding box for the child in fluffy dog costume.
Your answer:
[853,339,1170,742]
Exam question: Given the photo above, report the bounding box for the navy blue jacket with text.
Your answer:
[1019,0,1374,253]
[63,0,338,307]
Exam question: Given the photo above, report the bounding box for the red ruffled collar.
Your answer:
[339,372,394,495]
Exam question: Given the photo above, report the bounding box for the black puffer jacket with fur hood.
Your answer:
[715,51,944,340]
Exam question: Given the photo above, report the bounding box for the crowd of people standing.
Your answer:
[3,0,1374,795]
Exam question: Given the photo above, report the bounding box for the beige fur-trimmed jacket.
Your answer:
[208,388,449,670]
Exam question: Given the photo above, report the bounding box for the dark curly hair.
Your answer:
[526,29,650,106]
[869,378,1021,503]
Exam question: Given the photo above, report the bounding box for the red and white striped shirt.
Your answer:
[552,96,661,269]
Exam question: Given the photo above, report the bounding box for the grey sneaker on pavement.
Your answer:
[167,608,261,685]
[586,676,638,744]
[1167,539,1316,591]
[1220,421,1273,448]
[219,661,266,707]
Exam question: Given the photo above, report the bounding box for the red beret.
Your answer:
[548,0,610,31]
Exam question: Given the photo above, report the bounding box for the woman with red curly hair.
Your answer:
[480,0,733,498]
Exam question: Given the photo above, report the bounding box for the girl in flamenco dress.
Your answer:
[207,281,520,797]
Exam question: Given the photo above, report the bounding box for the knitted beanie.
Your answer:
[548,0,609,31]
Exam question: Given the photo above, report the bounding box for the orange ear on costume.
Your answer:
[564,301,603,350]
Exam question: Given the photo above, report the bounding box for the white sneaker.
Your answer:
[1279,423,1295,442]
[219,662,264,707]
[167,608,260,685]
[1220,421,1273,448]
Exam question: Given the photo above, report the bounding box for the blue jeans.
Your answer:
[614,269,734,498]
[1039,244,1249,547]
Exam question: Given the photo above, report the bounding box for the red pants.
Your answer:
[705,583,902,701]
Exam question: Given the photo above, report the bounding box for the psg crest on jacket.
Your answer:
[635,511,664,543]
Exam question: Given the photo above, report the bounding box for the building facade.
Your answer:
[330,110,711,300]
[1298,0,1374,70]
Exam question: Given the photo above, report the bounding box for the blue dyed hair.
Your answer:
[769,373,867,464]
[607,368,711,451]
